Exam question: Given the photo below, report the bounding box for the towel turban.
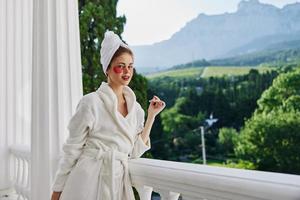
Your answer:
[100,30,132,75]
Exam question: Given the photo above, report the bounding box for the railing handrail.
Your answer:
[8,145,300,200]
[10,145,31,159]
[129,158,300,200]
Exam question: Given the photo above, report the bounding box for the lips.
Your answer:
[122,75,130,81]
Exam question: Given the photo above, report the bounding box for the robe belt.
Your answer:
[82,148,135,200]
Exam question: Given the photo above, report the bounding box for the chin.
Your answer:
[121,78,132,85]
[123,80,131,86]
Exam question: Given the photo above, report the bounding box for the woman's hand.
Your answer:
[148,95,166,118]
[139,95,166,144]
[51,191,62,200]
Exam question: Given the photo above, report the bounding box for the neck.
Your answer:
[107,81,125,102]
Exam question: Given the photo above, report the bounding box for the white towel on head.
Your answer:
[100,30,131,75]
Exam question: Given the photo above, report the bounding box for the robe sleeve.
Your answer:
[52,100,94,192]
[130,105,151,158]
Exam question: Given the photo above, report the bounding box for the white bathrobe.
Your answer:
[52,82,151,200]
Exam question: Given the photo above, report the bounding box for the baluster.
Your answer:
[12,155,17,185]
[158,190,180,200]
[27,160,31,200]
[169,192,180,200]
[17,158,22,200]
[9,146,31,199]
[15,157,20,194]
[21,158,25,200]
[135,185,153,200]
[22,158,26,198]
[24,158,29,195]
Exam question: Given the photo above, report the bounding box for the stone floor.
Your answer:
[0,189,175,200]
[0,189,18,200]
[0,195,18,200]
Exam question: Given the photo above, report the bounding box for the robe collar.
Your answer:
[95,82,136,144]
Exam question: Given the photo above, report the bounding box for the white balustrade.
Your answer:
[129,158,300,200]
[9,145,31,200]
[6,147,300,200]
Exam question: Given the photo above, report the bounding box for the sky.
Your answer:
[117,0,300,46]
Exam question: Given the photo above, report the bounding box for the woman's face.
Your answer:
[107,52,134,86]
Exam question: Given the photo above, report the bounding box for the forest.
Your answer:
[146,66,300,175]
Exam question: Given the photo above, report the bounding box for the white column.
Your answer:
[7,0,16,148]
[31,0,83,199]
[15,0,22,145]
[0,0,33,192]
[0,0,8,189]
[0,0,15,190]
[22,0,33,146]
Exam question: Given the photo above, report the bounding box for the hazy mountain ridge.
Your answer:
[170,41,300,69]
[225,32,300,56]
[132,0,300,69]
[210,46,300,67]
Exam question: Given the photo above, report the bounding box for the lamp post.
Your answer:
[200,113,218,165]
[200,126,206,164]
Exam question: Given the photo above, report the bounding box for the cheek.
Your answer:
[113,67,123,74]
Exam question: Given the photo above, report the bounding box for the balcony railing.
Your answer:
[129,159,300,200]
[6,145,300,200]
[9,145,31,200]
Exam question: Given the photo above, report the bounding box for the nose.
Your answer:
[123,66,129,73]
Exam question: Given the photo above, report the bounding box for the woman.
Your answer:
[51,31,165,200]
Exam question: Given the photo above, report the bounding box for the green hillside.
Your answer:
[201,66,273,78]
[210,48,300,66]
[166,46,300,71]
[146,67,203,79]
[146,66,273,79]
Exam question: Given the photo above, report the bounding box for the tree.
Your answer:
[79,0,126,94]
[160,97,205,161]
[218,127,238,156]
[78,0,147,106]
[161,97,200,135]
[256,68,300,114]
[235,110,300,174]
[236,67,300,174]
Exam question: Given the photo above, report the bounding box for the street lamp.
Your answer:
[200,113,218,165]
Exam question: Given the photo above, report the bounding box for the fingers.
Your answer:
[150,95,161,101]
[152,101,165,107]
[149,95,159,102]
[149,95,165,107]
[148,96,166,117]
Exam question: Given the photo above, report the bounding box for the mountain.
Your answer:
[169,40,300,69]
[132,0,300,69]
[224,32,300,56]
[210,46,300,66]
